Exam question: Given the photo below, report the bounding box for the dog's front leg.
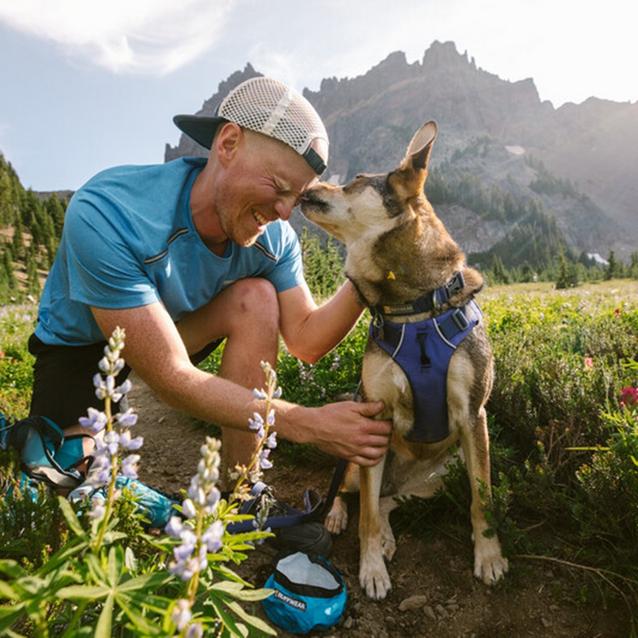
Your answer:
[459,406,509,584]
[359,453,392,599]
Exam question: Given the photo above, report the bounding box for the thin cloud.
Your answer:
[0,0,233,75]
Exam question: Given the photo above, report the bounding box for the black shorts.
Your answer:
[28,333,224,429]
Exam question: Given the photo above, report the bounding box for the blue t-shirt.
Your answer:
[36,157,305,346]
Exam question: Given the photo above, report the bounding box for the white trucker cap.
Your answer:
[173,77,329,174]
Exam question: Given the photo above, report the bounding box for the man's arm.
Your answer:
[278,279,364,364]
[91,301,390,466]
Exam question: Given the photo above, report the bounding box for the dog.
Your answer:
[300,121,508,600]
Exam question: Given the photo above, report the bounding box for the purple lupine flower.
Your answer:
[120,454,140,479]
[119,430,144,450]
[266,432,277,449]
[182,498,197,519]
[171,599,192,631]
[259,448,273,470]
[186,623,203,638]
[104,431,120,455]
[165,516,183,538]
[202,520,224,553]
[116,409,138,428]
[79,407,108,433]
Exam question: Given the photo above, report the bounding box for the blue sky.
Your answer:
[1,0,636,192]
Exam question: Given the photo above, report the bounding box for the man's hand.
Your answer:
[292,400,392,466]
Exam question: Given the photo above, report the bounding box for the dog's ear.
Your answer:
[404,121,438,172]
[390,121,438,201]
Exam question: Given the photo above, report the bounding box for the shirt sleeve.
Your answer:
[263,222,307,293]
[63,196,159,309]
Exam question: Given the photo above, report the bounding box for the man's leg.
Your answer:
[176,278,280,487]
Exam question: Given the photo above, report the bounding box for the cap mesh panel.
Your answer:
[218,77,327,164]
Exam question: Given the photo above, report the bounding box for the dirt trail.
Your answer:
[129,373,628,637]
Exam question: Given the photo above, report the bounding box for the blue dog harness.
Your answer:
[370,299,482,443]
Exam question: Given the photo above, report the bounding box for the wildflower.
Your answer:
[583,357,593,370]
[171,599,192,631]
[186,624,203,638]
[167,437,225,581]
[116,409,138,428]
[620,386,638,408]
[119,430,144,450]
[266,431,277,449]
[259,448,273,470]
[87,498,106,521]
[182,498,197,519]
[79,407,108,433]
[121,454,140,479]
[202,520,224,553]
[165,516,183,538]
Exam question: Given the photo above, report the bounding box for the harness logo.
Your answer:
[274,590,307,610]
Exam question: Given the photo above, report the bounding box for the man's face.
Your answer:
[213,130,319,247]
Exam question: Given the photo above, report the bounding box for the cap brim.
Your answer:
[173,114,227,150]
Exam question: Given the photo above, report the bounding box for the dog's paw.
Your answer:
[359,556,392,600]
[324,497,348,534]
[474,540,509,585]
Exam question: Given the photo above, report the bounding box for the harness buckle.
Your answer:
[452,308,470,331]
[447,271,465,297]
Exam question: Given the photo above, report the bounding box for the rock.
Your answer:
[435,604,449,618]
[541,617,552,628]
[424,606,437,621]
[447,604,460,612]
[399,595,428,612]
[343,616,354,629]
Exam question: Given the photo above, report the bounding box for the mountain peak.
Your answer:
[423,40,469,67]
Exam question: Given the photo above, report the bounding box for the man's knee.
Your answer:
[226,279,279,328]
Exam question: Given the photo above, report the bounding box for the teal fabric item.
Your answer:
[68,477,177,528]
[262,552,347,634]
[36,157,306,346]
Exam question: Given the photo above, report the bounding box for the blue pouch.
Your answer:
[68,476,177,528]
[262,552,347,635]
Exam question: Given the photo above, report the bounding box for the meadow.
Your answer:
[1,274,638,634]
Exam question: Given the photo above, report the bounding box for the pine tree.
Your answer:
[605,250,619,280]
[3,247,16,289]
[555,250,579,289]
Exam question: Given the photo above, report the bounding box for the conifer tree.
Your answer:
[605,250,619,280]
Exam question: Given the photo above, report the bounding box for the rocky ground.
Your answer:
[129,374,630,638]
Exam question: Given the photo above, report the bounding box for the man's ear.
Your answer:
[389,121,438,200]
[213,122,243,166]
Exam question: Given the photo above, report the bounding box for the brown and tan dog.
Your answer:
[300,121,508,599]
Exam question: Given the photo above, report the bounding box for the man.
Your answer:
[26,77,391,490]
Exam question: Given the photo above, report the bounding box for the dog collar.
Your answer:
[347,271,466,319]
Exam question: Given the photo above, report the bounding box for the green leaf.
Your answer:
[116,596,162,635]
[0,560,24,579]
[107,546,123,586]
[208,599,245,638]
[95,592,114,638]
[57,585,111,600]
[116,571,172,594]
[38,539,87,576]
[210,581,273,602]
[0,604,25,633]
[224,599,277,635]
[57,496,86,538]
[0,581,16,600]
